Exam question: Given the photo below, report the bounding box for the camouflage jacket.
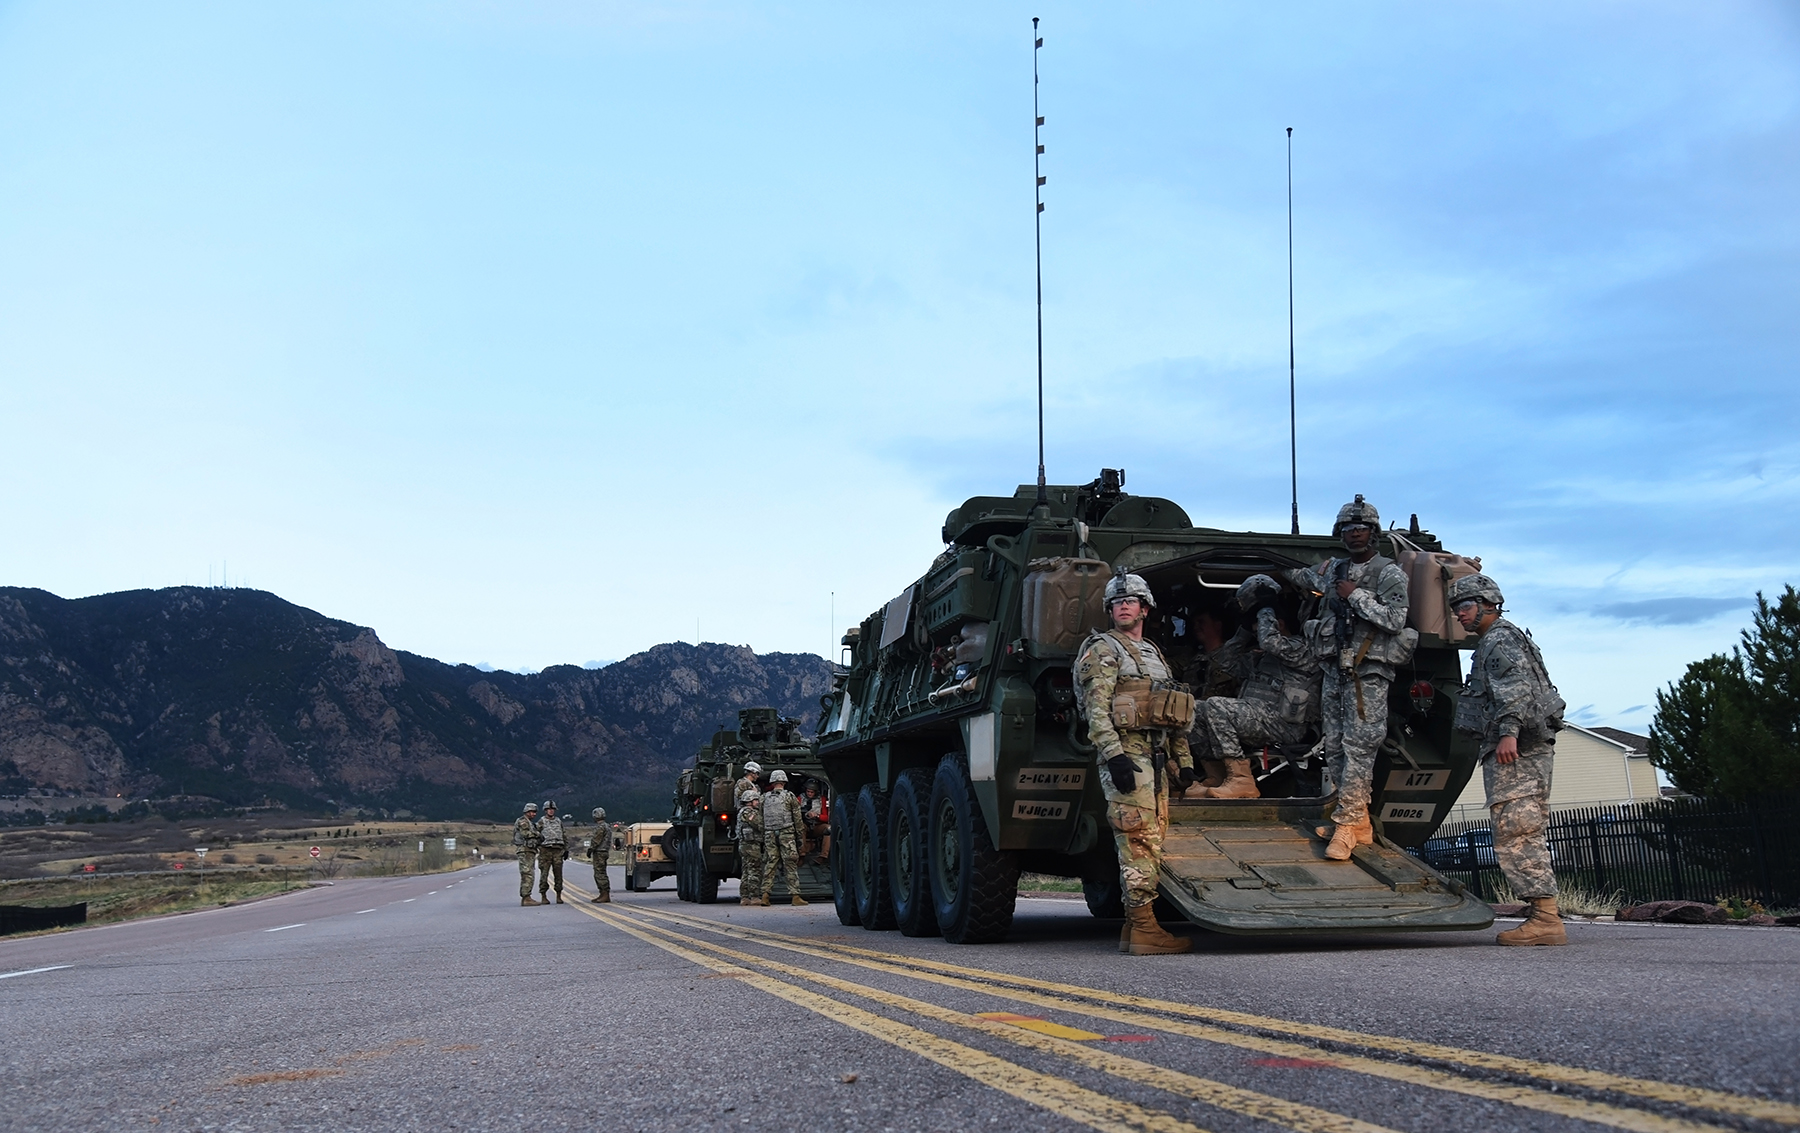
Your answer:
[538,816,565,847]
[1461,618,1565,748]
[1074,631,1192,767]
[761,787,803,833]
[587,828,609,863]
[511,815,541,851]
[1237,608,1323,724]
[1196,628,1254,698]
[734,776,764,833]
[1292,554,1413,676]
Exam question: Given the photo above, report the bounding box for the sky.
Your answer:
[2,2,1796,734]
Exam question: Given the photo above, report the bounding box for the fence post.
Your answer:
[1663,814,1685,902]
[1747,805,1773,909]
[1587,818,1607,894]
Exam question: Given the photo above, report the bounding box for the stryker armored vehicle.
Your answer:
[817,470,1494,943]
[662,707,834,904]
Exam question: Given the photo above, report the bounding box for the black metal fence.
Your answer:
[0,902,87,935]
[1429,795,1800,909]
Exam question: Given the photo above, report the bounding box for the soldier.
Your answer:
[1450,573,1568,946]
[536,801,567,904]
[800,779,830,864]
[1183,608,1254,789]
[735,761,765,907]
[759,769,808,906]
[1076,570,1198,955]
[588,806,612,903]
[1291,495,1414,861]
[1189,576,1320,800]
[512,802,542,906]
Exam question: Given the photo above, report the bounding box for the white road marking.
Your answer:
[0,965,72,981]
[356,909,377,914]
[402,898,415,903]
[264,923,307,933]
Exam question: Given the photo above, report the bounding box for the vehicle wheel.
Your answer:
[1082,871,1124,919]
[622,868,635,893]
[928,752,1018,944]
[888,768,939,937]
[853,784,896,930]
[694,851,720,904]
[831,794,861,926]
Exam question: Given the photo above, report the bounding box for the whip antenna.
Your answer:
[1286,127,1299,536]
[1033,17,1048,507]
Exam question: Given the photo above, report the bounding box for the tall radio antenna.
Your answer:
[1032,17,1048,507]
[1286,126,1299,536]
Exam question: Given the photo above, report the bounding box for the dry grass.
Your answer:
[1487,877,1625,917]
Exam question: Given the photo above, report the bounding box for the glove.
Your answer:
[1174,764,1197,791]
[1106,754,1137,793]
[562,849,570,861]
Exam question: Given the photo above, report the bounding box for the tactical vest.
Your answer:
[762,788,797,832]
[1304,554,1418,670]
[1455,619,1567,739]
[538,817,565,847]
[1076,630,1196,731]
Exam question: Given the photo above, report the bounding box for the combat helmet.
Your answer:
[591,807,605,821]
[524,801,538,812]
[769,769,788,783]
[1235,574,1282,613]
[743,761,762,774]
[1332,494,1381,537]
[1447,572,1504,610]
[1104,569,1156,610]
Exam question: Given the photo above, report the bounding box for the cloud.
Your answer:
[1591,597,1748,626]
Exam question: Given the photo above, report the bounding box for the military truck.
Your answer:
[662,707,834,904]
[817,470,1495,943]
[619,822,675,891]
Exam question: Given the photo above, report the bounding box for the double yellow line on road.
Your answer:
[563,886,1793,1133]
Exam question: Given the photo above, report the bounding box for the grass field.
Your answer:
[0,872,304,929]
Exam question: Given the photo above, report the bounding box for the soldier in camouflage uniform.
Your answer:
[735,761,765,906]
[1451,573,1568,946]
[588,806,611,903]
[1290,496,1414,861]
[536,801,568,903]
[1182,609,1253,789]
[512,802,542,906]
[1189,576,1320,800]
[758,769,809,906]
[1076,570,1197,955]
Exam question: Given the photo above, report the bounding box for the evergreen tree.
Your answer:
[1650,586,1800,799]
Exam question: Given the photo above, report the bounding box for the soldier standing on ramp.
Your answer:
[536,801,567,904]
[1292,496,1414,861]
[1189,575,1320,800]
[588,806,612,903]
[513,802,542,906]
[758,770,809,906]
[735,761,765,906]
[1076,570,1198,955]
[1451,572,1568,946]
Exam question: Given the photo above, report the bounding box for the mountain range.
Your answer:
[0,586,832,820]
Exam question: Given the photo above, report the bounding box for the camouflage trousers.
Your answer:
[738,826,764,897]
[1204,696,1303,761]
[516,851,538,898]
[1483,738,1558,900]
[1106,788,1169,910]
[536,846,565,896]
[1321,668,1391,825]
[761,827,801,898]
[590,856,610,896]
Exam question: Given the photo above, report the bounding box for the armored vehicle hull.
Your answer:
[665,708,834,903]
[818,472,1493,942]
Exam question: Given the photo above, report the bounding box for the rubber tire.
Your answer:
[675,838,697,902]
[623,868,636,893]
[888,768,940,937]
[853,784,897,930]
[928,752,1019,944]
[1082,872,1125,919]
[694,850,720,904]
[830,794,861,926]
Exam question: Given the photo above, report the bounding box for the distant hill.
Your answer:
[0,587,831,820]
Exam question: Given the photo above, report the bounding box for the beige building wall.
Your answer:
[1445,724,1657,825]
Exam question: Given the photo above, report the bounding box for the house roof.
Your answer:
[1587,726,1650,755]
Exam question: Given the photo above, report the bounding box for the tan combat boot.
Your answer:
[1194,759,1260,799]
[1125,903,1192,955]
[593,893,609,904]
[1119,920,1131,953]
[552,891,563,904]
[1324,816,1374,861]
[521,896,536,906]
[1199,759,1228,788]
[757,894,771,906]
[791,894,809,906]
[1497,897,1568,946]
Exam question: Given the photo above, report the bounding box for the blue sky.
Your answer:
[2,2,1795,733]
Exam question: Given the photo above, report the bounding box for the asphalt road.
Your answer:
[2,864,1795,1133]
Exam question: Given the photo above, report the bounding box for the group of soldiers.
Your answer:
[731,764,829,906]
[1078,494,1567,956]
[512,800,622,906]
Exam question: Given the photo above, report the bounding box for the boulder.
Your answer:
[1615,900,1729,924]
